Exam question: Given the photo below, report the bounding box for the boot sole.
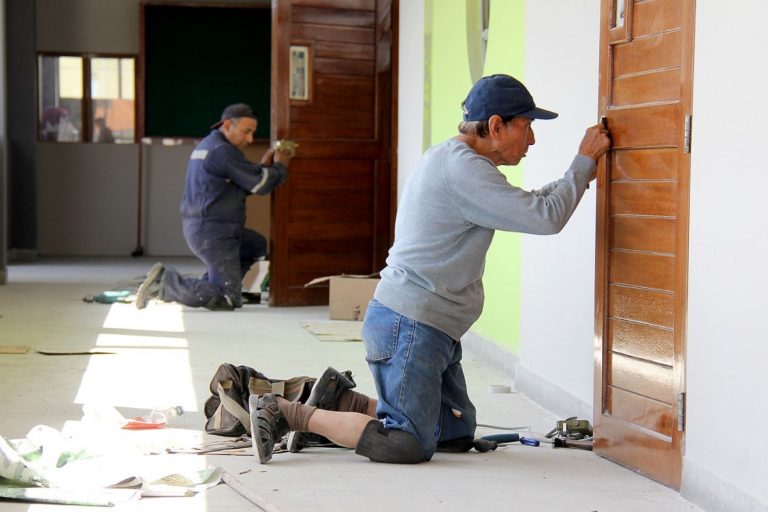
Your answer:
[135,263,163,309]
[249,394,272,463]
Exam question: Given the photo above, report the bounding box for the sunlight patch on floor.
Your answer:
[102,302,186,333]
[75,303,198,412]
[95,333,188,348]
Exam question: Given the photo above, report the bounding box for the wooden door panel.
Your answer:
[611,181,676,216]
[613,30,683,76]
[271,0,393,305]
[609,252,675,290]
[611,216,676,253]
[610,319,674,365]
[633,0,683,37]
[610,353,674,404]
[594,419,682,483]
[292,5,375,26]
[596,0,694,489]
[314,41,375,60]
[608,387,676,437]
[609,104,679,148]
[612,149,679,180]
[292,23,373,43]
[608,285,674,328]
[314,57,375,76]
[612,69,681,106]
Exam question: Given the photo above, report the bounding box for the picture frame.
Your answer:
[289,45,310,101]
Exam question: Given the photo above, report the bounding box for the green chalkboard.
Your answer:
[144,5,271,138]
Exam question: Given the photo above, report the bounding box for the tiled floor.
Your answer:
[0,258,703,511]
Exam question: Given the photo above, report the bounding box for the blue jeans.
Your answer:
[162,219,266,308]
[361,299,477,458]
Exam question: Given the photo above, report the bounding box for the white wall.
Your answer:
[517,0,600,414]
[682,2,768,510]
[396,0,424,196]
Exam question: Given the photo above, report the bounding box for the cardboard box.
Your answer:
[305,274,380,321]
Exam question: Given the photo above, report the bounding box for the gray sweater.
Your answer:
[374,138,595,340]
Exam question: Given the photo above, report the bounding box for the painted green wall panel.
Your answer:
[428,0,472,147]
[467,0,526,352]
[425,0,527,352]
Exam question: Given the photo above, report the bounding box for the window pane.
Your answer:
[90,57,135,143]
[38,55,83,142]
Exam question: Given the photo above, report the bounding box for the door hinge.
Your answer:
[677,392,686,432]
[683,113,693,153]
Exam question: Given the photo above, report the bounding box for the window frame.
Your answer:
[37,52,138,144]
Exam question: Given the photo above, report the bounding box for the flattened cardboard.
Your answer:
[305,274,380,321]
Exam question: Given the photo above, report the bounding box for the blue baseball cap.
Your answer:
[461,74,558,121]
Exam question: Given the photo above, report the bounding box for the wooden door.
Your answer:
[269,0,394,306]
[594,0,695,489]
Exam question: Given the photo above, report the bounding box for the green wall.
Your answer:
[425,0,526,352]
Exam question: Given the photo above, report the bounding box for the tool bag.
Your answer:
[204,363,315,437]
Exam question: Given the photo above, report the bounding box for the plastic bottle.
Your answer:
[145,405,184,425]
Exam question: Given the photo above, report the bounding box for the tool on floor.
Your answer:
[544,417,593,440]
[553,437,593,451]
[520,436,541,447]
[480,433,520,444]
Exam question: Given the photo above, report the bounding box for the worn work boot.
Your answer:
[135,263,164,309]
[251,393,290,463]
[203,294,235,311]
[286,367,356,453]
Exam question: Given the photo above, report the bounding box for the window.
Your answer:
[38,54,136,143]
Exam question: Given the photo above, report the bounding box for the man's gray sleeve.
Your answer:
[447,154,596,235]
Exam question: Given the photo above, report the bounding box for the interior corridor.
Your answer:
[0,257,702,511]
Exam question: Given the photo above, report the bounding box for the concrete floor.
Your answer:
[0,257,704,512]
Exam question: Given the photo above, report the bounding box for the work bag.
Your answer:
[203,363,315,437]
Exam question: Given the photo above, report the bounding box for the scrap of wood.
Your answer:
[301,321,362,342]
[222,471,281,512]
[36,350,116,355]
[0,345,30,354]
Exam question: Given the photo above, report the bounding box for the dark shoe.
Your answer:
[204,294,235,311]
[306,367,357,409]
[251,394,290,463]
[135,263,164,309]
[286,367,356,453]
[241,292,261,304]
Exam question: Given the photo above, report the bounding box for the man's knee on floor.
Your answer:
[355,420,427,464]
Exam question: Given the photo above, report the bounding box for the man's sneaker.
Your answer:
[251,393,290,463]
[286,367,356,453]
[135,263,164,309]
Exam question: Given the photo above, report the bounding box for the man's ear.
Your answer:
[487,115,504,139]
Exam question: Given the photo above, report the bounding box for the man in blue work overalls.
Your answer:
[136,103,292,311]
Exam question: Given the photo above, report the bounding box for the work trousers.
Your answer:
[361,299,477,459]
[162,218,266,308]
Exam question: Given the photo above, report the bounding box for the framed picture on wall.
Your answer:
[289,45,310,101]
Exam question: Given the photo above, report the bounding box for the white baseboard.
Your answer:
[461,330,591,421]
[460,330,518,378]
[682,457,768,512]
